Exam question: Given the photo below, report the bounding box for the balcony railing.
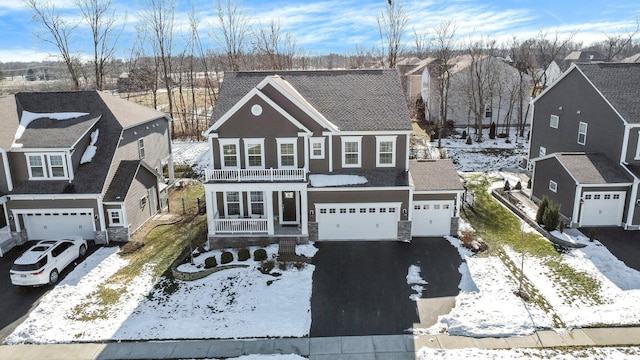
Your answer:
[205,168,306,182]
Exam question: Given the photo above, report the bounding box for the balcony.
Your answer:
[205,168,306,182]
[213,217,269,234]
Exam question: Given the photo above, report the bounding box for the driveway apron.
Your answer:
[580,227,640,271]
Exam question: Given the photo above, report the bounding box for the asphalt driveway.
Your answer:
[580,227,640,271]
[310,238,462,337]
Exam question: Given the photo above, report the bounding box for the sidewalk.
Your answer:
[1,328,640,360]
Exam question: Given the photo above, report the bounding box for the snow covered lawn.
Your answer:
[418,347,640,359]
[5,244,316,344]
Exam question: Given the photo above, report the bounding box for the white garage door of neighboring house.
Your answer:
[411,200,454,237]
[316,203,400,240]
[23,211,96,240]
[580,191,626,227]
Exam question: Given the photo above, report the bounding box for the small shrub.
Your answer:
[278,261,288,271]
[461,130,467,139]
[542,203,560,231]
[221,251,234,264]
[260,259,276,274]
[466,136,472,145]
[559,221,566,233]
[589,229,597,242]
[204,256,217,269]
[527,178,532,189]
[238,248,250,261]
[503,180,511,191]
[254,248,268,261]
[514,181,522,190]
[536,196,549,224]
[489,122,496,139]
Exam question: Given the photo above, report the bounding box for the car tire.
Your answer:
[49,269,59,285]
[79,244,87,258]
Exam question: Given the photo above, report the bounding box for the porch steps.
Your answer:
[278,238,297,261]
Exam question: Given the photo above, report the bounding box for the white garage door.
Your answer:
[580,191,626,226]
[411,200,454,237]
[23,211,96,240]
[316,202,400,240]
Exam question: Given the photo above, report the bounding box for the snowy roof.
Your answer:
[18,113,99,149]
[553,153,632,184]
[409,159,464,192]
[309,169,409,187]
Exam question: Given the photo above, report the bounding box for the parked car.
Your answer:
[9,236,87,286]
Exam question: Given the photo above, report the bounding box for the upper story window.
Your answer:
[376,136,397,167]
[539,146,546,157]
[243,138,264,168]
[310,137,325,159]
[138,138,145,159]
[578,122,588,145]
[550,115,559,129]
[549,180,558,193]
[276,138,297,168]
[341,136,362,168]
[219,139,240,169]
[26,153,69,180]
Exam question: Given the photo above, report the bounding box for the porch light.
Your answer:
[402,208,407,215]
[309,210,314,216]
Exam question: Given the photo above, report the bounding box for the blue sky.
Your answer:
[1,0,639,62]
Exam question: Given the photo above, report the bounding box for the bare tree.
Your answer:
[596,20,640,61]
[377,0,408,68]
[430,20,457,148]
[214,0,251,71]
[76,0,125,90]
[253,19,297,70]
[24,0,82,90]
[412,27,429,59]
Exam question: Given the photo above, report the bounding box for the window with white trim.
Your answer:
[549,180,558,193]
[219,139,240,168]
[539,146,546,157]
[243,138,264,168]
[550,115,559,129]
[249,191,264,216]
[107,209,123,226]
[341,136,362,168]
[310,137,325,159]
[578,122,588,145]
[27,154,46,179]
[376,136,397,167]
[48,154,67,178]
[26,153,69,180]
[140,196,147,209]
[138,138,145,159]
[225,191,241,216]
[276,138,297,168]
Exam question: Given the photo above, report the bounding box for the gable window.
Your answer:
[341,136,362,168]
[276,138,297,168]
[27,155,46,179]
[26,153,69,180]
[249,191,264,216]
[225,191,241,217]
[376,136,397,167]
[219,139,240,168]
[108,209,123,226]
[138,138,145,159]
[310,137,325,159]
[539,146,546,157]
[550,115,559,129]
[578,122,588,145]
[243,139,264,168]
[549,180,558,193]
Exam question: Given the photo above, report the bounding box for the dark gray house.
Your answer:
[528,63,640,229]
[202,70,464,244]
[0,91,174,253]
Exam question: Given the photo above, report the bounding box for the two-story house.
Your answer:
[0,91,174,252]
[202,70,464,245]
[528,63,640,229]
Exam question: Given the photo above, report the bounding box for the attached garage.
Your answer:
[21,210,96,240]
[580,191,626,226]
[316,202,400,240]
[411,200,454,236]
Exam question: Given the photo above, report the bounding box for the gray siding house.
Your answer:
[0,91,174,253]
[203,70,464,244]
[528,63,640,229]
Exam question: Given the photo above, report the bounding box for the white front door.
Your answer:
[23,211,96,240]
[411,200,454,237]
[580,191,626,226]
[316,202,399,240]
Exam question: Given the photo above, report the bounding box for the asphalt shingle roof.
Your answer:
[409,159,464,191]
[555,153,632,184]
[104,160,141,202]
[578,63,640,123]
[212,70,412,132]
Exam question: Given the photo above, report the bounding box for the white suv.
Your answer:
[10,236,88,286]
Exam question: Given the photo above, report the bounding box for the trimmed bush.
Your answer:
[254,248,268,261]
[589,229,597,242]
[536,196,549,225]
[238,248,250,262]
[466,135,472,145]
[514,181,522,190]
[461,130,467,139]
[260,259,276,274]
[204,256,217,269]
[559,221,566,233]
[542,203,560,231]
[503,180,511,191]
[221,251,234,264]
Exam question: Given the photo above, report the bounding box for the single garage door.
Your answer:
[580,191,626,226]
[411,200,454,236]
[23,211,96,240]
[316,202,400,240]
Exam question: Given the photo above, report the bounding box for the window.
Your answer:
[614,194,620,200]
[578,122,588,145]
[138,138,145,159]
[27,155,45,179]
[108,210,123,226]
[342,136,362,167]
[539,146,546,157]
[249,191,264,216]
[48,154,66,178]
[550,115,559,129]
[376,136,397,167]
[26,153,69,180]
[219,139,239,168]
[485,104,493,118]
[140,196,147,209]
[225,192,241,216]
[277,138,297,168]
[243,139,264,168]
[310,137,325,159]
[549,180,558,193]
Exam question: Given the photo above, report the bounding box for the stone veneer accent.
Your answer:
[308,222,318,242]
[397,220,412,242]
[450,217,460,236]
[106,228,129,243]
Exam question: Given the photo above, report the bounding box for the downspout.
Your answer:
[1,149,13,191]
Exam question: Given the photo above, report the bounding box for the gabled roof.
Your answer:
[104,160,159,202]
[409,159,464,192]
[548,153,632,184]
[209,70,412,132]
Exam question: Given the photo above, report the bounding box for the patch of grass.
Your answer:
[544,258,604,305]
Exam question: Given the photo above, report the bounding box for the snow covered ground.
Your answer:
[418,347,640,360]
[171,140,210,175]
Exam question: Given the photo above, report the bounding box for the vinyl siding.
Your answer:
[124,167,158,234]
[532,157,577,220]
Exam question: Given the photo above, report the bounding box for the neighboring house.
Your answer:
[0,91,174,253]
[528,63,640,229]
[561,50,606,70]
[202,70,464,244]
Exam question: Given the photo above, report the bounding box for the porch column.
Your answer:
[266,190,275,235]
[206,188,217,235]
[300,190,308,235]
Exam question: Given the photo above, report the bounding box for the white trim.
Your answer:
[328,134,334,172]
[310,137,325,159]
[323,130,412,136]
[248,191,265,217]
[107,209,124,226]
[376,135,397,167]
[8,193,100,200]
[549,114,559,129]
[25,153,70,180]
[278,190,300,225]
[549,180,558,193]
[219,138,240,169]
[341,136,362,168]
[47,153,69,179]
[243,138,265,169]
[635,129,640,160]
[223,191,243,217]
[25,153,46,180]
[309,186,412,192]
[413,190,465,195]
[577,122,588,145]
[276,138,298,168]
[572,184,583,225]
[404,134,410,171]
[0,149,13,192]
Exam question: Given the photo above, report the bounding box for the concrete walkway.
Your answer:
[1,328,640,360]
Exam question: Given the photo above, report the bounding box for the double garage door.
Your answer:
[316,203,400,240]
[580,191,626,227]
[411,200,454,237]
[23,211,96,240]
